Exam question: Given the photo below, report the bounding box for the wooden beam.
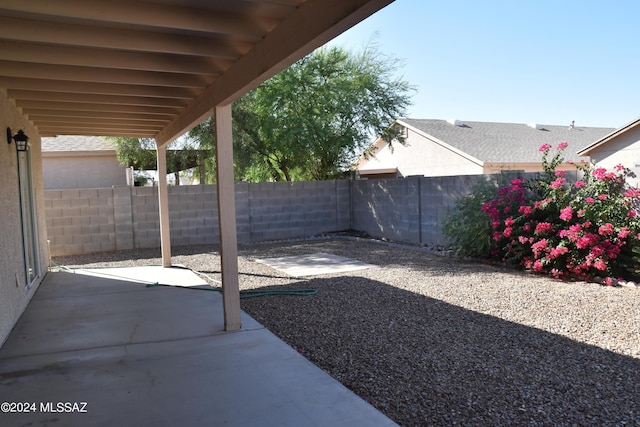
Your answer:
[33,120,165,130]
[38,129,154,137]
[1,0,275,40]
[36,125,159,135]
[154,0,394,146]
[0,40,233,75]
[0,16,251,58]
[156,145,172,268]
[15,100,184,116]
[25,109,174,122]
[0,77,199,98]
[8,90,190,108]
[215,104,241,331]
[0,61,215,88]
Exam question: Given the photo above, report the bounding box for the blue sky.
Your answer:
[327,0,640,128]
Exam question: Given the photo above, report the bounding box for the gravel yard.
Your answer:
[55,237,640,426]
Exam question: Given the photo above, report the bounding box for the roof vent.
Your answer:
[447,119,464,126]
[528,123,543,130]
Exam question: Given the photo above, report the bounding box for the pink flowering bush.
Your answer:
[480,142,640,284]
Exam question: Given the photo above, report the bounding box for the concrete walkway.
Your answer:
[0,270,396,426]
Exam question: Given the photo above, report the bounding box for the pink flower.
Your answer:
[550,177,565,189]
[519,205,533,216]
[603,277,615,286]
[533,259,544,271]
[597,194,608,201]
[559,206,573,221]
[624,188,640,198]
[535,222,554,234]
[504,217,515,227]
[510,178,524,187]
[574,181,586,188]
[628,210,637,218]
[598,223,614,236]
[532,239,548,256]
[618,227,631,239]
[614,164,625,171]
[555,170,566,177]
[549,246,569,259]
[585,197,596,204]
[539,143,552,152]
[577,233,600,249]
[593,259,607,271]
[557,142,569,150]
[503,227,513,237]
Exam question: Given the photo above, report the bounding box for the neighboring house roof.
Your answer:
[577,116,640,156]
[42,135,116,153]
[399,118,615,165]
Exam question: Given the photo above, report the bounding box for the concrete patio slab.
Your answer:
[256,252,376,277]
[73,265,210,288]
[0,270,396,426]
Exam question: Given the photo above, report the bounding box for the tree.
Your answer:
[108,136,207,185]
[190,44,415,182]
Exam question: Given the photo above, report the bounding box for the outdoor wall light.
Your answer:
[6,127,29,151]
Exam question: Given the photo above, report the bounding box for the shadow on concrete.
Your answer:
[0,271,396,427]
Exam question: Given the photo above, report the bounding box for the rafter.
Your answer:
[0,41,233,75]
[7,90,190,108]
[0,77,199,98]
[1,0,277,40]
[0,16,252,58]
[15,100,184,116]
[26,109,174,121]
[0,61,215,88]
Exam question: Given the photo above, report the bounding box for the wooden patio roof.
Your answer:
[0,0,393,146]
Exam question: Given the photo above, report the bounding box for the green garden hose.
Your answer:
[50,259,317,298]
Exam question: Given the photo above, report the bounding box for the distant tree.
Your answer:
[108,136,204,185]
[190,44,415,182]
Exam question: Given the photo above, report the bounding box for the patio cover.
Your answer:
[0,0,394,330]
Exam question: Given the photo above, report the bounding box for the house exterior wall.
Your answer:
[0,90,49,346]
[42,152,128,189]
[357,127,484,177]
[587,126,640,186]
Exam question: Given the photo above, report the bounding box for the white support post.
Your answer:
[157,144,172,267]
[215,104,242,331]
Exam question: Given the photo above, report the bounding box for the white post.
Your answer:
[157,144,172,267]
[215,104,242,331]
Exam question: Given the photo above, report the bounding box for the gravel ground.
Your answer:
[54,237,640,426]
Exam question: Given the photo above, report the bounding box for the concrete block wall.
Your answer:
[248,180,350,242]
[351,177,422,244]
[45,188,116,256]
[47,173,557,257]
[420,175,487,246]
[45,180,350,256]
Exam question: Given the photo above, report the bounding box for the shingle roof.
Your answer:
[400,119,615,164]
[41,135,116,152]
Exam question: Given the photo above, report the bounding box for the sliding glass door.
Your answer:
[17,147,40,286]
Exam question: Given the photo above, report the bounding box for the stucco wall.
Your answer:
[358,127,484,177]
[42,152,128,189]
[0,90,49,346]
[588,127,640,186]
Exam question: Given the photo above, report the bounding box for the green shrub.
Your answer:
[442,176,504,258]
